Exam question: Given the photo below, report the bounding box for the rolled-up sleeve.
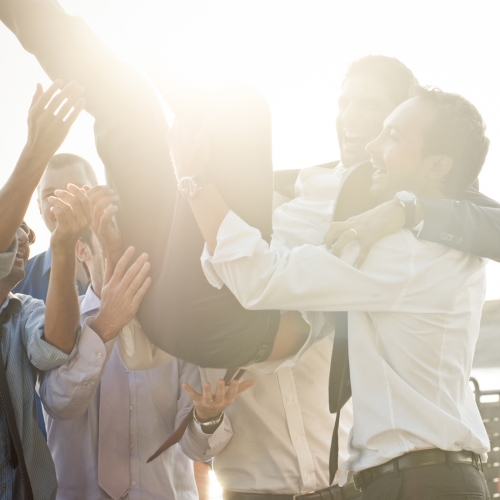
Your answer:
[0,239,17,279]
[20,295,78,371]
[182,415,233,461]
[40,319,115,420]
[248,311,335,375]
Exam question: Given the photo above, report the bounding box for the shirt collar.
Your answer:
[0,294,22,316]
[42,248,53,276]
[80,285,101,317]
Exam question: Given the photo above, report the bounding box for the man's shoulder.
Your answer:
[274,160,340,198]
[14,293,45,311]
[13,249,50,298]
[25,250,49,272]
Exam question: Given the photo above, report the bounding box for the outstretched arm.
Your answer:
[45,184,91,353]
[0,81,84,252]
[323,187,500,266]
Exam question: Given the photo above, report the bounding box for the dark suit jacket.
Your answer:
[274,161,500,261]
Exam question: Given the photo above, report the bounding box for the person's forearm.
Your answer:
[45,247,80,354]
[0,146,48,252]
[39,325,111,420]
[265,311,310,361]
[420,192,500,260]
[187,183,231,253]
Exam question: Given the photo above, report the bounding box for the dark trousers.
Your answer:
[362,463,490,500]
[0,0,280,367]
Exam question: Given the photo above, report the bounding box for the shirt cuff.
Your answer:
[201,210,264,288]
[247,311,336,375]
[79,317,116,365]
[188,414,231,448]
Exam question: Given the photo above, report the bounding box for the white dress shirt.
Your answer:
[203,164,355,494]
[40,287,232,500]
[203,336,352,494]
[202,175,490,478]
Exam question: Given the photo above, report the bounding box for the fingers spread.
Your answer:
[110,246,136,283]
[32,80,63,112]
[182,383,202,402]
[237,379,255,394]
[202,382,214,404]
[45,81,81,115]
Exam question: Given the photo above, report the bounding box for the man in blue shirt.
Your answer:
[13,153,97,439]
[0,80,88,500]
[14,153,98,301]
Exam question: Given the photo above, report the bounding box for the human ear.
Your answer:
[425,155,454,181]
[75,241,92,264]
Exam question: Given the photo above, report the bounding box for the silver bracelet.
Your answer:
[192,407,224,427]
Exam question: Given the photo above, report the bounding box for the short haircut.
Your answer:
[40,153,98,192]
[411,86,490,196]
[344,55,419,106]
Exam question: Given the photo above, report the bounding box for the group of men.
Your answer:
[0,0,499,500]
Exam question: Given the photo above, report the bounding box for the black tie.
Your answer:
[328,311,351,484]
[0,307,34,500]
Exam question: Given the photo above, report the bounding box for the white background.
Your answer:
[1,0,500,298]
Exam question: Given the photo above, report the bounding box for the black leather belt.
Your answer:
[353,449,483,491]
[223,482,362,500]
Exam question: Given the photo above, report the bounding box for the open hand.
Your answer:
[49,184,92,253]
[86,185,122,264]
[25,80,85,165]
[92,247,152,343]
[183,378,254,423]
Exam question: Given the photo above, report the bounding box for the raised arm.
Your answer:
[45,185,91,353]
[0,81,84,252]
[41,242,152,419]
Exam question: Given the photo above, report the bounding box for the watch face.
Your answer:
[178,176,199,198]
[396,191,416,203]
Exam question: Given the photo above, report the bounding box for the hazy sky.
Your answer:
[1,0,500,297]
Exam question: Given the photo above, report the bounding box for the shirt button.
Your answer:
[456,236,463,244]
[126,368,130,373]
[97,352,103,358]
[2,483,6,490]
[130,443,134,448]
[296,435,302,441]
[306,474,311,479]
[287,397,293,403]
[441,232,448,240]
[129,406,133,411]
[131,481,136,486]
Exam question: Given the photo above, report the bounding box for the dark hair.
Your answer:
[44,153,98,187]
[410,86,490,196]
[344,55,419,106]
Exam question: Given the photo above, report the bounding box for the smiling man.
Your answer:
[172,87,492,499]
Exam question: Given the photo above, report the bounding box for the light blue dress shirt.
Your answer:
[0,293,77,500]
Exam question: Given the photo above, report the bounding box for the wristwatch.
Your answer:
[192,407,224,428]
[394,191,417,228]
[177,173,210,199]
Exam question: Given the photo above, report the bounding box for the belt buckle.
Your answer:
[352,473,363,492]
[293,490,317,500]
